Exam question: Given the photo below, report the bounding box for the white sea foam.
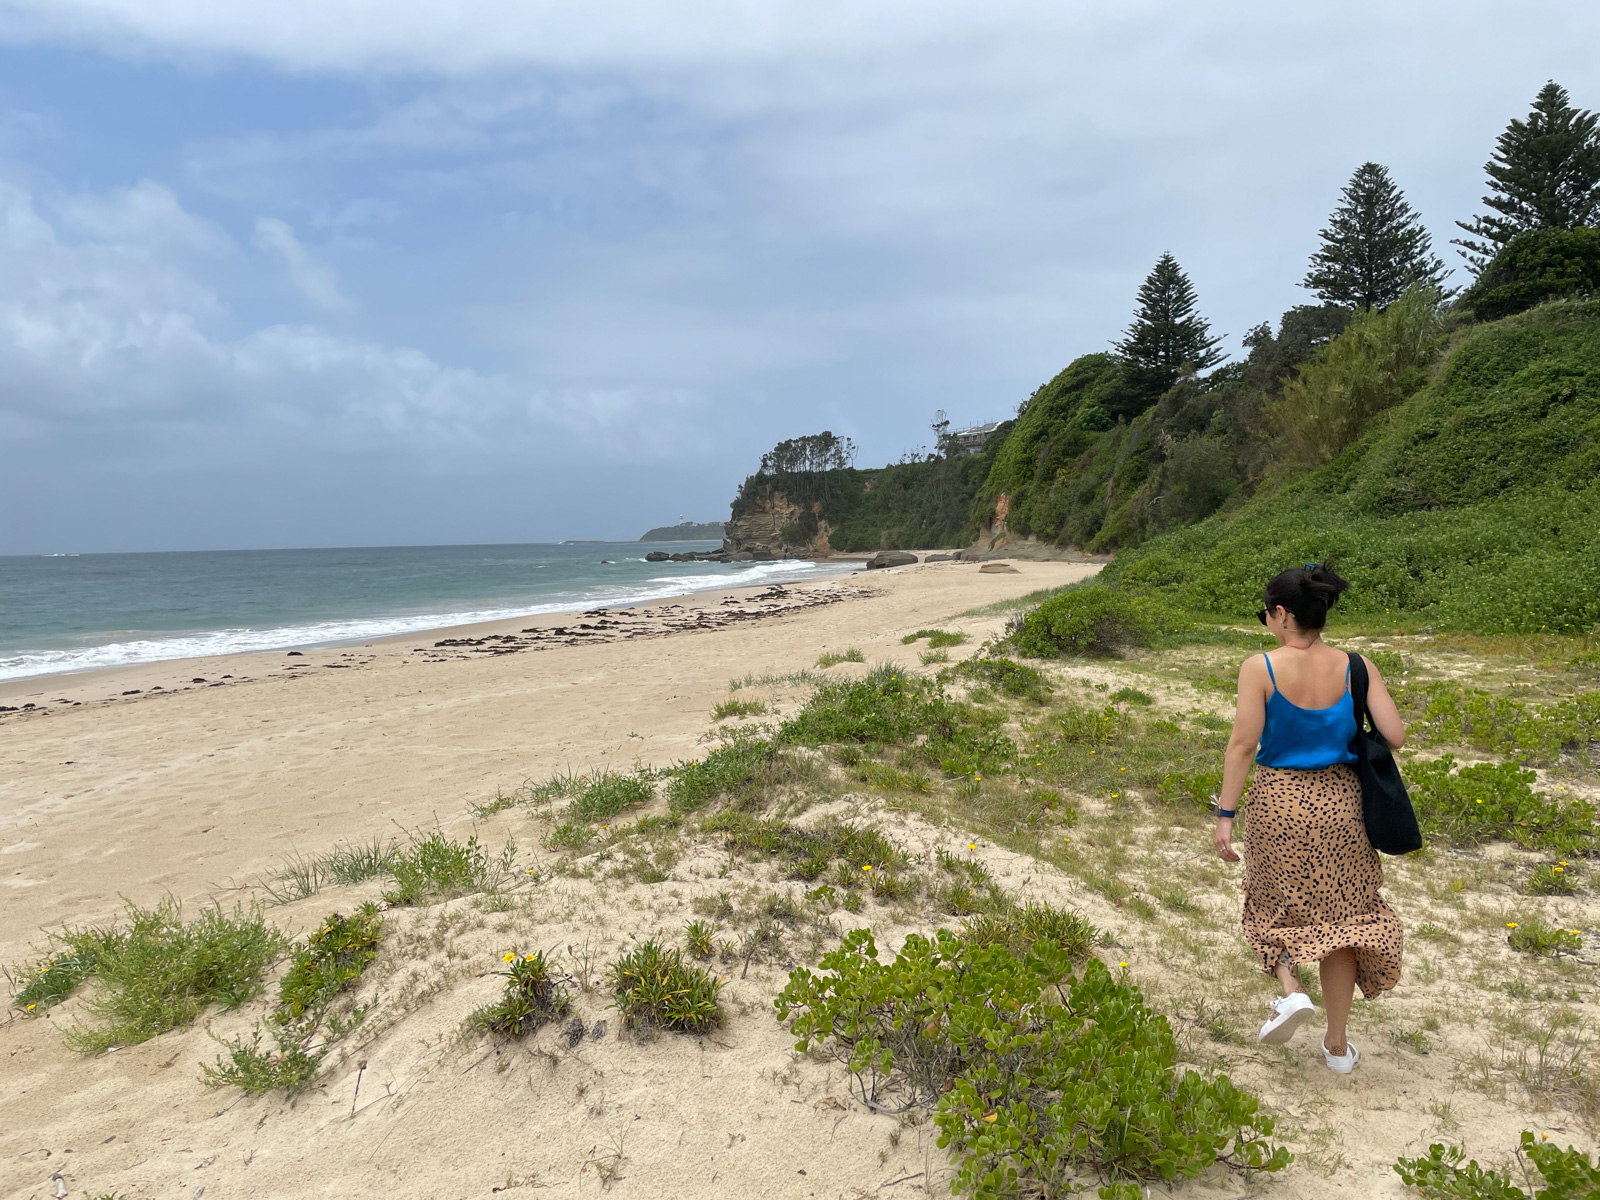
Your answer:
[0,558,853,682]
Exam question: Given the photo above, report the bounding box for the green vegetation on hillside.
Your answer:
[730,418,1011,551]
[1107,300,1600,632]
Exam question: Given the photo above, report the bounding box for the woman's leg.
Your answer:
[1273,955,1304,998]
[1320,948,1357,1053]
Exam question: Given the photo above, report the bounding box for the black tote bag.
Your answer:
[1347,652,1423,855]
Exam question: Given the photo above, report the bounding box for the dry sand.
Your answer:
[1,560,1098,1200]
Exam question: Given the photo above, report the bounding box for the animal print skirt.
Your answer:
[1241,764,1403,999]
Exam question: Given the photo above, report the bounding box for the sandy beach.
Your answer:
[1,559,1100,1200]
[4,555,1594,1200]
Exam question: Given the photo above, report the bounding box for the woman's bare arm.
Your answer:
[1214,655,1268,863]
[1361,656,1407,748]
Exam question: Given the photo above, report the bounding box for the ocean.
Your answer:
[0,543,853,683]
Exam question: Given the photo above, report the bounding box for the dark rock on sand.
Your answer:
[866,551,918,569]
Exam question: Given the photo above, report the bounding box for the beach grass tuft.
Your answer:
[260,837,398,903]
[384,830,514,906]
[29,899,290,1052]
[817,648,866,667]
[712,697,768,721]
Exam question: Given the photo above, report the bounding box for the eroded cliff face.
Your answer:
[723,485,833,555]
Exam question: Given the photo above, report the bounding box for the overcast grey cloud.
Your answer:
[0,2,1597,551]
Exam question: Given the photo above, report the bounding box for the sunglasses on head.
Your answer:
[1255,608,1268,625]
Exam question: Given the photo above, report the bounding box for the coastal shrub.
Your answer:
[564,770,654,825]
[776,929,1289,1197]
[1265,286,1444,467]
[1505,917,1583,958]
[847,759,934,794]
[1461,228,1600,321]
[384,831,514,905]
[469,950,572,1037]
[1395,1132,1600,1198]
[1405,755,1596,856]
[1017,702,1224,811]
[37,900,290,1052]
[1013,585,1182,658]
[608,940,724,1033]
[945,655,1053,704]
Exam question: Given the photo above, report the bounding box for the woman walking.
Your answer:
[1212,564,1406,1073]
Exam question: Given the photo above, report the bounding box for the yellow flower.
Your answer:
[524,953,537,962]
[967,843,976,850]
[1506,922,1518,929]
[26,1003,36,1011]
[1555,866,1565,873]
[502,952,516,962]
[863,864,873,872]
[1063,836,1070,842]
[981,1112,998,1123]
[1118,961,1128,968]
[1560,861,1570,866]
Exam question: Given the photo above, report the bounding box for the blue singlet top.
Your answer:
[1255,654,1358,770]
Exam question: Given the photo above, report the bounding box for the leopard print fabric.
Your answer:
[1241,763,1402,999]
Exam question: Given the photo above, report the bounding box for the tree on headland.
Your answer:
[758,431,857,475]
[1454,81,1600,273]
[1304,163,1449,309]
[1114,253,1225,403]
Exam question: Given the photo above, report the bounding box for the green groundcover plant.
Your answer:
[1404,755,1596,857]
[1404,684,1600,768]
[1395,1131,1600,1198]
[776,928,1288,1199]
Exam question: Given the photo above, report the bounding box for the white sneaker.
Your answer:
[1258,992,1315,1044]
[1323,1039,1360,1074]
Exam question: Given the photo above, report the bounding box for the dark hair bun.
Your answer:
[1262,562,1350,630]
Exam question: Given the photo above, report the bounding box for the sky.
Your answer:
[1,2,1597,553]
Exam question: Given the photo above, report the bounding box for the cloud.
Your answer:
[0,175,701,460]
[251,216,357,314]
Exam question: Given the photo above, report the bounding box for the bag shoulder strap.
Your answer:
[1347,652,1373,743]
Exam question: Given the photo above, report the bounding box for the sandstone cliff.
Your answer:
[723,483,833,555]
